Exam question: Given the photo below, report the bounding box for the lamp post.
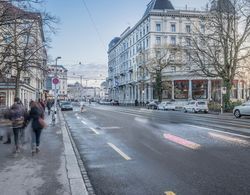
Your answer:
[53,56,61,121]
[6,70,11,107]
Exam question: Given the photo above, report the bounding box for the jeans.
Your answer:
[32,129,42,147]
[13,128,23,146]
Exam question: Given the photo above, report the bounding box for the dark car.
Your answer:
[146,100,159,109]
[61,102,73,111]
[111,100,119,106]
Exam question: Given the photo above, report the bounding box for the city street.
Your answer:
[63,104,250,195]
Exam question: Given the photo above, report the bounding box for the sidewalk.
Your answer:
[0,109,88,195]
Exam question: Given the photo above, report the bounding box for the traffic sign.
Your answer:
[52,77,60,85]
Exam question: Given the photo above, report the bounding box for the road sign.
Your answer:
[52,77,60,85]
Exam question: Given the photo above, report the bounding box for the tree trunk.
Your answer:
[155,71,162,102]
[223,79,232,111]
[15,70,21,98]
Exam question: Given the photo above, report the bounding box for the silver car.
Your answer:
[233,102,250,118]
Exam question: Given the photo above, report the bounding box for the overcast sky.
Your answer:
[44,0,207,85]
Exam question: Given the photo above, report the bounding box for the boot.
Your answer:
[0,136,3,141]
[3,138,11,144]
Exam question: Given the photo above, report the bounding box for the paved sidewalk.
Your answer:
[0,110,88,195]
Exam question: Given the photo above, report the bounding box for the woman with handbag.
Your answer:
[29,101,46,154]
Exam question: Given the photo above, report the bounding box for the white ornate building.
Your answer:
[107,0,248,105]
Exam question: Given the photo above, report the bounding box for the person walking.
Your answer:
[29,101,45,155]
[46,100,52,115]
[9,97,25,153]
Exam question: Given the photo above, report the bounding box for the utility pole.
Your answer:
[52,56,61,124]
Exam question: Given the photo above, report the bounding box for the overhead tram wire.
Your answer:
[80,0,107,52]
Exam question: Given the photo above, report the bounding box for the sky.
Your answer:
[42,0,206,85]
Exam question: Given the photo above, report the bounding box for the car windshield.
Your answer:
[198,102,206,105]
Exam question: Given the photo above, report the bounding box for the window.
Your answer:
[171,66,176,72]
[200,24,205,33]
[186,25,191,33]
[186,37,191,46]
[171,24,176,32]
[192,80,208,99]
[156,23,161,32]
[146,37,149,48]
[170,36,176,45]
[174,80,189,99]
[156,36,161,45]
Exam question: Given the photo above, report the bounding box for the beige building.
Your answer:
[0,2,47,108]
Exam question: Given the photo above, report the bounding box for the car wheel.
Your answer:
[192,108,197,113]
[184,108,187,113]
[234,110,241,118]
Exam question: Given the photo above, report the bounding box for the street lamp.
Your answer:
[53,56,61,123]
[6,70,11,107]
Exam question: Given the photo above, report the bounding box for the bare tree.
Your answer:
[189,0,250,109]
[0,1,58,98]
[137,44,183,102]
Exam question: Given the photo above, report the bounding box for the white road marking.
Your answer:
[208,132,249,145]
[186,124,250,139]
[101,126,120,130]
[76,116,80,120]
[81,120,87,125]
[107,143,131,160]
[90,127,100,135]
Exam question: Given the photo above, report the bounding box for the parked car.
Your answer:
[233,102,250,118]
[61,102,73,111]
[146,100,159,109]
[183,100,208,113]
[157,102,167,110]
[164,102,176,111]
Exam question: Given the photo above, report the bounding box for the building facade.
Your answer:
[0,2,47,108]
[107,0,249,105]
[46,65,68,100]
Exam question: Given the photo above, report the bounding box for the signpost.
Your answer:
[221,87,227,114]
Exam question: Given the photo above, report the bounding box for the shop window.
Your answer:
[174,80,189,99]
[192,80,208,99]
[162,81,172,99]
[231,80,238,99]
[0,92,6,106]
[211,80,221,102]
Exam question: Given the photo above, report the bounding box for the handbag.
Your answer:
[38,117,48,128]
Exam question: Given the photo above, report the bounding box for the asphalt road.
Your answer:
[63,104,250,195]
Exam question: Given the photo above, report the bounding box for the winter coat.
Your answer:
[29,106,44,130]
[9,103,25,129]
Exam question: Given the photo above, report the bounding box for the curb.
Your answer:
[58,110,90,195]
[59,110,96,195]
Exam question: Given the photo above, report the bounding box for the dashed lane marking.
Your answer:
[165,191,176,195]
[101,126,120,130]
[208,132,249,145]
[164,133,201,150]
[108,142,131,161]
[81,120,87,125]
[90,127,100,135]
[186,124,250,139]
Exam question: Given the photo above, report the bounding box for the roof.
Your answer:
[210,0,235,13]
[143,0,174,16]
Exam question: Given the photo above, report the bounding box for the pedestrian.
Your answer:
[38,98,45,111]
[9,97,25,153]
[46,100,52,115]
[29,101,46,155]
[135,99,138,106]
